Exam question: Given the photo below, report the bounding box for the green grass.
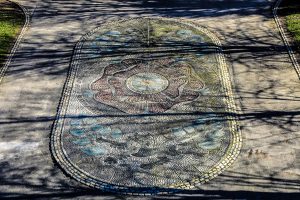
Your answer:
[0,0,25,67]
[287,14,300,45]
[281,1,300,49]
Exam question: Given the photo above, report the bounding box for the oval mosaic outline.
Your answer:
[50,17,242,195]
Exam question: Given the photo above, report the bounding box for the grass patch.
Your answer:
[280,1,300,49]
[0,0,25,67]
[287,14,300,45]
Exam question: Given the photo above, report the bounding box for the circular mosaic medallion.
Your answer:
[51,18,241,195]
[126,73,169,94]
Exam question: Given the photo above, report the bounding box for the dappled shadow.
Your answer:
[33,0,273,19]
[277,0,300,16]
[0,0,299,199]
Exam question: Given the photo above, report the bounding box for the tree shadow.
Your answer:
[0,0,300,199]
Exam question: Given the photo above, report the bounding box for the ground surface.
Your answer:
[0,0,300,199]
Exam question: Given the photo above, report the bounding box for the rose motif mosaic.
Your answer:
[51,18,241,195]
[91,58,205,114]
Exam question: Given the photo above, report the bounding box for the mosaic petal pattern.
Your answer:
[51,18,241,195]
[90,58,205,114]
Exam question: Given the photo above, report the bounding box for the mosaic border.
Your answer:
[50,17,242,195]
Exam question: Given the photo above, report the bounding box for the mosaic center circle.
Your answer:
[126,73,169,94]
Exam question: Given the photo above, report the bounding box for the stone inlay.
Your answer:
[51,18,241,195]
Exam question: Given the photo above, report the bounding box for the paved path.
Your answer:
[0,0,299,199]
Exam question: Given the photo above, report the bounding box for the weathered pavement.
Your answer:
[0,0,299,199]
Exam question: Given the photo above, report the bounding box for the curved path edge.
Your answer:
[0,0,30,84]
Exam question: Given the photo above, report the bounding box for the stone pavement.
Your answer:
[0,0,299,199]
